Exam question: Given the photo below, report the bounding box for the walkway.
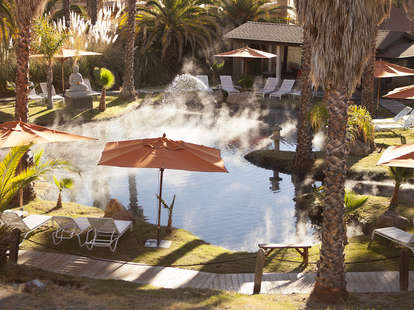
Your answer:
[18,250,414,294]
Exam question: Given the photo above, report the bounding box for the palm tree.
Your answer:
[87,0,98,25]
[135,0,218,68]
[63,0,70,27]
[94,67,115,111]
[296,0,391,301]
[14,0,47,123]
[0,0,15,91]
[32,16,67,109]
[53,176,74,209]
[387,167,414,212]
[361,26,377,116]
[293,0,313,174]
[120,0,136,101]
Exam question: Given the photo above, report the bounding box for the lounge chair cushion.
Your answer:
[372,227,414,246]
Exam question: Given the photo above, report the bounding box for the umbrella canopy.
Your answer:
[377,144,414,168]
[98,133,227,245]
[0,121,97,148]
[214,46,277,59]
[374,60,414,78]
[383,84,414,99]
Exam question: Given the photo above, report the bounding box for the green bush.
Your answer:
[237,74,254,89]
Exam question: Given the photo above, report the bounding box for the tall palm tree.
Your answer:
[361,28,377,116]
[293,0,313,174]
[87,0,98,25]
[387,166,414,212]
[120,0,136,101]
[296,0,391,301]
[63,0,70,27]
[14,0,47,123]
[135,0,218,67]
[0,0,15,87]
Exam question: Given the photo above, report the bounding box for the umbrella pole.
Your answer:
[157,168,164,246]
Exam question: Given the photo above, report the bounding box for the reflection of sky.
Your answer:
[36,89,317,251]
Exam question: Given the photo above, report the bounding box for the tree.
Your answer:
[361,30,377,116]
[87,0,98,25]
[32,16,67,109]
[387,166,414,212]
[63,0,70,27]
[120,0,136,101]
[53,176,74,209]
[293,0,313,174]
[296,0,391,301]
[0,144,69,211]
[94,67,115,111]
[14,0,47,122]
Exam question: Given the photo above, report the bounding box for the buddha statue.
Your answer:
[67,64,88,93]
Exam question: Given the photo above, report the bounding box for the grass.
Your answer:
[0,95,150,126]
[13,199,414,274]
[1,264,414,309]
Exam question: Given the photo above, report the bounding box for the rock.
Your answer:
[23,279,45,293]
[104,198,134,221]
[374,212,411,231]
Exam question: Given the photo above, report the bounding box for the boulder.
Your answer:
[374,212,411,231]
[104,199,134,221]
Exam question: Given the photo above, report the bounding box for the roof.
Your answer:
[224,22,303,45]
[379,8,412,32]
[376,30,414,58]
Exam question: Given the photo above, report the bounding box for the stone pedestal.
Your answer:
[65,91,93,109]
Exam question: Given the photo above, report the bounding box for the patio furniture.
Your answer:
[219,75,240,94]
[84,217,133,252]
[0,212,51,242]
[269,79,295,100]
[255,77,280,97]
[51,216,91,246]
[39,83,64,101]
[195,75,212,91]
[370,226,414,253]
[28,88,43,101]
[372,106,413,124]
[84,78,101,96]
[374,112,414,131]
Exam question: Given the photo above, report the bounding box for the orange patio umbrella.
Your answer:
[383,84,414,100]
[377,144,414,168]
[98,133,228,246]
[0,121,97,207]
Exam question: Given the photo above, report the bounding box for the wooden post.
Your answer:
[271,125,282,152]
[303,248,309,267]
[253,248,266,294]
[8,229,20,264]
[399,248,409,291]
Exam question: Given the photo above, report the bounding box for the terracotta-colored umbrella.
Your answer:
[377,144,414,168]
[214,46,277,75]
[98,133,228,245]
[383,84,414,100]
[30,48,102,93]
[0,121,97,207]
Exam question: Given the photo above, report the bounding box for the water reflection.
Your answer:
[128,174,144,219]
[269,170,281,192]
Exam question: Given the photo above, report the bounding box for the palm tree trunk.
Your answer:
[313,88,348,300]
[56,190,63,209]
[389,181,400,211]
[294,27,314,173]
[99,87,106,111]
[88,0,97,25]
[47,58,53,109]
[15,22,31,122]
[63,0,70,28]
[120,0,136,101]
[361,29,376,116]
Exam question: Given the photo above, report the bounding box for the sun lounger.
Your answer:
[51,216,91,246]
[0,212,51,242]
[255,77,280,97]
[28,88,43,101]
[219,75,240,94]
[84,78,101,96]
[374,112,414,131]
[269,79,295,100]
[372,106,413,124]
[195,75,212,91]
[371,226,414,253]
[84,217,133,252]
[40,83,64,101]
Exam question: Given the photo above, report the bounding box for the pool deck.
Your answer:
[18,250,414,294]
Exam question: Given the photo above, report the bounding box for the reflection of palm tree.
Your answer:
[291,173,312,242]
[91,177,111,210]
[128,174,144,218]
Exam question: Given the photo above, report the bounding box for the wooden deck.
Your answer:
[18,250,414,294]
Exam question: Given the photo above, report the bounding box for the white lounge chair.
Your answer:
[0,212,51,242]
[219,75,240,94]
[51,216,91,246]
[84,78,101,96]
[255,77,280,97]
[28,88,43,101]
[372,106,413,124]
[40,83,64,101]
[195,75,212,92]
[371,226,414,253]
[84,217,133,252]
[269,79,295,100]
[374,112,414,131]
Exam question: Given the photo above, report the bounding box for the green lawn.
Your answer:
[14,199,414,274]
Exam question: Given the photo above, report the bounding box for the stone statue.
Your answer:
[68,64,88,92]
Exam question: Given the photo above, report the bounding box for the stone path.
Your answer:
[18,250,414,294]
